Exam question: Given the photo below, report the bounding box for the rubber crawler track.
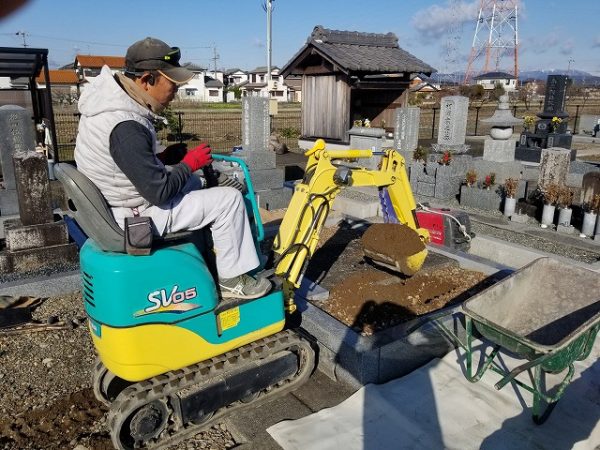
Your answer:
[106,329,315,449]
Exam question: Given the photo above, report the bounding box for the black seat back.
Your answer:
[54,163,125,252]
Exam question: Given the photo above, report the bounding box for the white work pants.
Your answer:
[145,185,260,279]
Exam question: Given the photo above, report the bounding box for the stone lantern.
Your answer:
[482,95,522,162]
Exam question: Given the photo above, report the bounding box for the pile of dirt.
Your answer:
[323,266,491,335]
[305,222,500,336]
[0,293,236,450]
[0,389,111,450]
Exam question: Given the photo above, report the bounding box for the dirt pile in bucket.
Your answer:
[361,223,425,259]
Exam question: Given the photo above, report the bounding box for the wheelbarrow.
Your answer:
[439,257,600,424]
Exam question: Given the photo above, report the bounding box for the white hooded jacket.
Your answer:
[74,65,163,209]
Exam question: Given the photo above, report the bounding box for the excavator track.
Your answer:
[106,328,315,450]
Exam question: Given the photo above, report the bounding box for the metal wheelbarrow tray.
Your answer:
[459,257,600,424]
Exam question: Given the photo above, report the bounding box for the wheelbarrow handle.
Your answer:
[494,353,553,390]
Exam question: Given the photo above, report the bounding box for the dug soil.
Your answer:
[304,222,500,336]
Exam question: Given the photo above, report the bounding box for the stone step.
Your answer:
[5,221,69,251]
[0,242,78,274]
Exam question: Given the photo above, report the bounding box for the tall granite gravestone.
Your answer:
[432,96,469,154]
[515,75,574,163]
[233,97,289,210]
[348,126,386,170]
[538,147,571,188]
[242,96,270,153]
[0,105,36,215]
[393,107,420,153]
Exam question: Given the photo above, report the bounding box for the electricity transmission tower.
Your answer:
[443,0,463,85]
[463,0,519,84]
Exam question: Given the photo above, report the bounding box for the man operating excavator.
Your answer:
[74,37,270,300]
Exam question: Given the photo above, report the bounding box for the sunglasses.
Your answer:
[140,47,181,65]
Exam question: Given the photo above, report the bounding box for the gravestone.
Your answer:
[432,96,469,154]
[538,147,571,188]
[0,105,36,215]
[580,172,600,205]
[232,97,289,210]
[393,107,420,152]
[1,150,77,274]
[515,75,574,163]
[242,97,270,152]
[348,127,386,170]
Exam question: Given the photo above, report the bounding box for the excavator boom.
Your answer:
[273,139,430,311]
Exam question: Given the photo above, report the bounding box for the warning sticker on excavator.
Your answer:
[219,307,240,332]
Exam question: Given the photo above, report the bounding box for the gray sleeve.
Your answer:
[109,121,192,206]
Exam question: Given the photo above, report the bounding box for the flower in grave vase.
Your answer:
[465,169,477,187]
[523,115,536,132]
[550,116,563,133]
[482,172,496,190]
[438,150,452,166]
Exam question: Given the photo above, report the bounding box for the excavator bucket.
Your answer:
[361,223,428,276]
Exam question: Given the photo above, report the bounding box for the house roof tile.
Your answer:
[36,69,79,84]
[76,55,125,69]
[474,71,516,80]
[204,77,223,88]
[282,25,434,77]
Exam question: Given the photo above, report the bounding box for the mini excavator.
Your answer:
[56,139,455,450]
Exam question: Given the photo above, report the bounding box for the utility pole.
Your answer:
[16,30,28,47]
[211,45,219,80]
[263,0,274,96]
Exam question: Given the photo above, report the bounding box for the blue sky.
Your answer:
[1,0,599,75]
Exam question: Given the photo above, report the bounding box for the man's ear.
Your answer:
[139,72,155,88]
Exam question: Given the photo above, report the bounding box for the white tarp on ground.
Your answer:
[268,340,600,450]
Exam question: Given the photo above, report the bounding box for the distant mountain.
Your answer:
[427,70,600,86]
[518,69,600,86]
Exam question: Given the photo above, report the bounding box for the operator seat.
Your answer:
[55,163,127,252]
[54,163,196,253]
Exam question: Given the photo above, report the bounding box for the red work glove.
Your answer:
[181,143,213,172]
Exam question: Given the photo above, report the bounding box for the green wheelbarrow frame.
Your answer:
[437,257,600,424]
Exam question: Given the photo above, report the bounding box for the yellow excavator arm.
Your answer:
[272,139,430,313]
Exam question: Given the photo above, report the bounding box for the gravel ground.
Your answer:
[470,221,600,264]
[0,293,236,450]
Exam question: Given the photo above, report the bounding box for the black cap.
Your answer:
[125,37,193,84]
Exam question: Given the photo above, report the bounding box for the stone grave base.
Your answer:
[460,185,502,211]
[515,147,577,163]
[296,246,508,389]
[0,242,78,273]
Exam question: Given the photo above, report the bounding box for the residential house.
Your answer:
[204,76,224,103]
[178,63,206,101]
[473,71,518,92]
[242,66,289,101]
[74,55,125,85]
[284,75,302,102]
[409,74,441,92]
[225,68,249,87]
[224,68,249,102]
[35,69,80,103]
[281,25,434,144]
